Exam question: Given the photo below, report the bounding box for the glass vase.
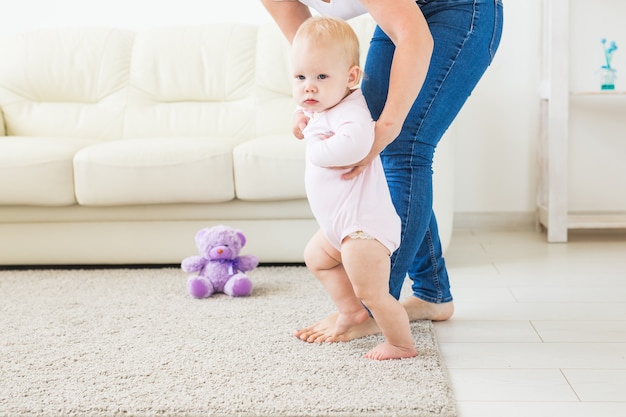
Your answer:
[600,67,616,90]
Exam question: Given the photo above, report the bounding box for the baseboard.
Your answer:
[453,211,536,231]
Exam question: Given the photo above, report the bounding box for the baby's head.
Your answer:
[291,16,361,113]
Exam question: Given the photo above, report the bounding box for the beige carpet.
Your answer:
[0,265,456,417]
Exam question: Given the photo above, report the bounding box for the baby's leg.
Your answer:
[342,237,417,360]
[296,230,370,343]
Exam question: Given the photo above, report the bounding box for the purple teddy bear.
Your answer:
[181,225,258,298]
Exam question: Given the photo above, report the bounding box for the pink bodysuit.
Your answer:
[303,89,401,253]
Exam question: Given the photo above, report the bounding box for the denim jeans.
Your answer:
[361,0,504,303]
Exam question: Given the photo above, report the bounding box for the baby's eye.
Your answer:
[295,74,306,81]
[317,74,328,80]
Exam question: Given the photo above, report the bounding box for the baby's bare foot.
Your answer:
[402,297,454,322]
[295,309,371,343]
[364,342,417,361]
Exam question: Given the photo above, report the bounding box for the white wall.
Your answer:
[0,0,273,32]
[568,0,626,212]
[453,0,626,216]
[453,0,542,214]
[1,0,624,217]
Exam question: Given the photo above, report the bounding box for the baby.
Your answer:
[291,16,416,360]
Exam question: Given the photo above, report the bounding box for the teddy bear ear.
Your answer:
[237,231,247,246]
[195,228,209,244]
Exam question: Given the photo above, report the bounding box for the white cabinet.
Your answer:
[537,0,626,242]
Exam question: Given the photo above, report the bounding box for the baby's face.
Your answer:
[291,38,354,113]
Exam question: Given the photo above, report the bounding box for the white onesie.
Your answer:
[303,89,401,253]
[298,0,368,20]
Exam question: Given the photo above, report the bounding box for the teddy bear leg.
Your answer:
[187,276,215,298]
[224,273,253,297]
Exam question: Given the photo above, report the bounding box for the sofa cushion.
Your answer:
[233,135,306,201]
[0,28,133,140]
[0,137,96,205]
[124,24,257,141]
[254,23,295,140]
[129,24,256,102]
[74,138,235,206]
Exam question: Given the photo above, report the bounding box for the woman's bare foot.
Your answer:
[294,315,335,343]
[335,308,370,336]
[326,316,381,342]
[295,308,370,343]
[402,297,454,321]
[364,342,417,360]
[295,298,453,343]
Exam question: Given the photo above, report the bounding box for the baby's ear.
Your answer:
[347,65,362,87]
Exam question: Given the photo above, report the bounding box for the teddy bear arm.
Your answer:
[181,256,207,273]
[236,254,259,272]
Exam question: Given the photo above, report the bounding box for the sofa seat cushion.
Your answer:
[0,137,96,206]
[74,138,235,206]
[233,135,306,201]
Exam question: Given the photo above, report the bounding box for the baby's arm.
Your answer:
[307,118,374,168]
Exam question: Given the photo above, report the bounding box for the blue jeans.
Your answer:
[362,0,504,303]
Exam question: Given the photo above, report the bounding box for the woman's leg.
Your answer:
[362,0,504,313]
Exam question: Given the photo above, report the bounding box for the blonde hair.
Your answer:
[293,16,360,68]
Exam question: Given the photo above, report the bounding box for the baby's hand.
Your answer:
[293,110,308,140]
[320,131,334,140]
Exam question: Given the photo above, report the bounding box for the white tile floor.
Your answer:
[436,229,626,417]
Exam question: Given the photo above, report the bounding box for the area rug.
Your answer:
[0,265,456,417]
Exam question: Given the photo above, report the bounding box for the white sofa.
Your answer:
[0,18,455,265]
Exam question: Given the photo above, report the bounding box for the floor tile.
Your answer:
[495,271,626,288]
[493,260,626,276]
[447,265,502,282]
[452,302,626,321]
[450,287,517,303]
[448,369,577,402]
[439,342,626,369]
[436,229,626,414]
[509,287,626,303]
[562,369,626,401]
[456,402,626,417]
[532,320,626,342]
[434,320,541,343]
